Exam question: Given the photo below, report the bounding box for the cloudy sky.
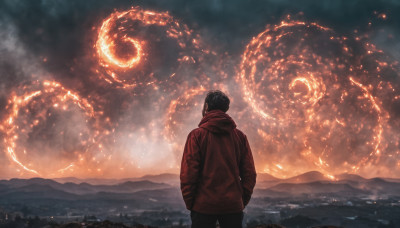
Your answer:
[0,0,399,179]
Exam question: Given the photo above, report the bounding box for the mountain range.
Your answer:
[0,171,399,207]
[52,173,180,186]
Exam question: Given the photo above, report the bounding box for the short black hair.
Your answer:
[205,90,230,112]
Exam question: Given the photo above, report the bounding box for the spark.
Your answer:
[325,174,336,180]
[58,164,75,173]
[7,147,39,175]
[237,18,396,178]
[95,7,204,88]
[1,81,100,176]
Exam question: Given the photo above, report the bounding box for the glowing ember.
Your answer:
[238,18,397,177]
[1,81,102,176]
[95,7,205,88]
[164,87,206,158]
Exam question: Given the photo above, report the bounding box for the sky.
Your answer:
[0,0,399,179]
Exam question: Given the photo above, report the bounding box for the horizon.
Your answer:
[0,170,398,181]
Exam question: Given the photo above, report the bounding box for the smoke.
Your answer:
[0,19,49,178]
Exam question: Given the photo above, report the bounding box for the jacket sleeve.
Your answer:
[240,134,257,207]
[180,131,201,210]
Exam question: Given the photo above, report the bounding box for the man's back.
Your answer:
[180,109,257,214]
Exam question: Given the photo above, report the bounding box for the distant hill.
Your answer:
[0,179,185,214]
[253,179,400,198]
[255,171,329,189]
[268,181,368,196]
[257,173,281,182]
[131,173,179,185]
[0,178,63,189]
[52,171,400,187]
[53,173,180,186]
[336,173,366,182]
[53,177,125,185]
[2,170,399,201]
[382,177,400,183]
[251,171,400,198]
[1,184,78,200]
[1,172,400,218]
[0,178,171,195]
[284,171,328,183]
[253,175,400,198]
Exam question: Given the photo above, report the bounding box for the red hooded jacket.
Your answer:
[180,110,257,214]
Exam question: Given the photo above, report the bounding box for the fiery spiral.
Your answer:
[1,81,103,176]
[238,18,398,177]
[95,7,205,89]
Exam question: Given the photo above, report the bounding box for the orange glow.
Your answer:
[237,18,395,178]
[378,13,387,20]
[97,17,143,69]
[1,13,399,180]
[95,7,203,88]
[163,84,228,160]
[325,174,336,181]
[1,81,100,176]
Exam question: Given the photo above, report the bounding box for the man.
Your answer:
[180,90,257,228]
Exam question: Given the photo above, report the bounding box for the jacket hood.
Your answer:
[199,110,236,134]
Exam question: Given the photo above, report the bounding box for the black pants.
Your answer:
[190,210,243,228]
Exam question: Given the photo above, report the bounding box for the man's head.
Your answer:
[202,90,230,116]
